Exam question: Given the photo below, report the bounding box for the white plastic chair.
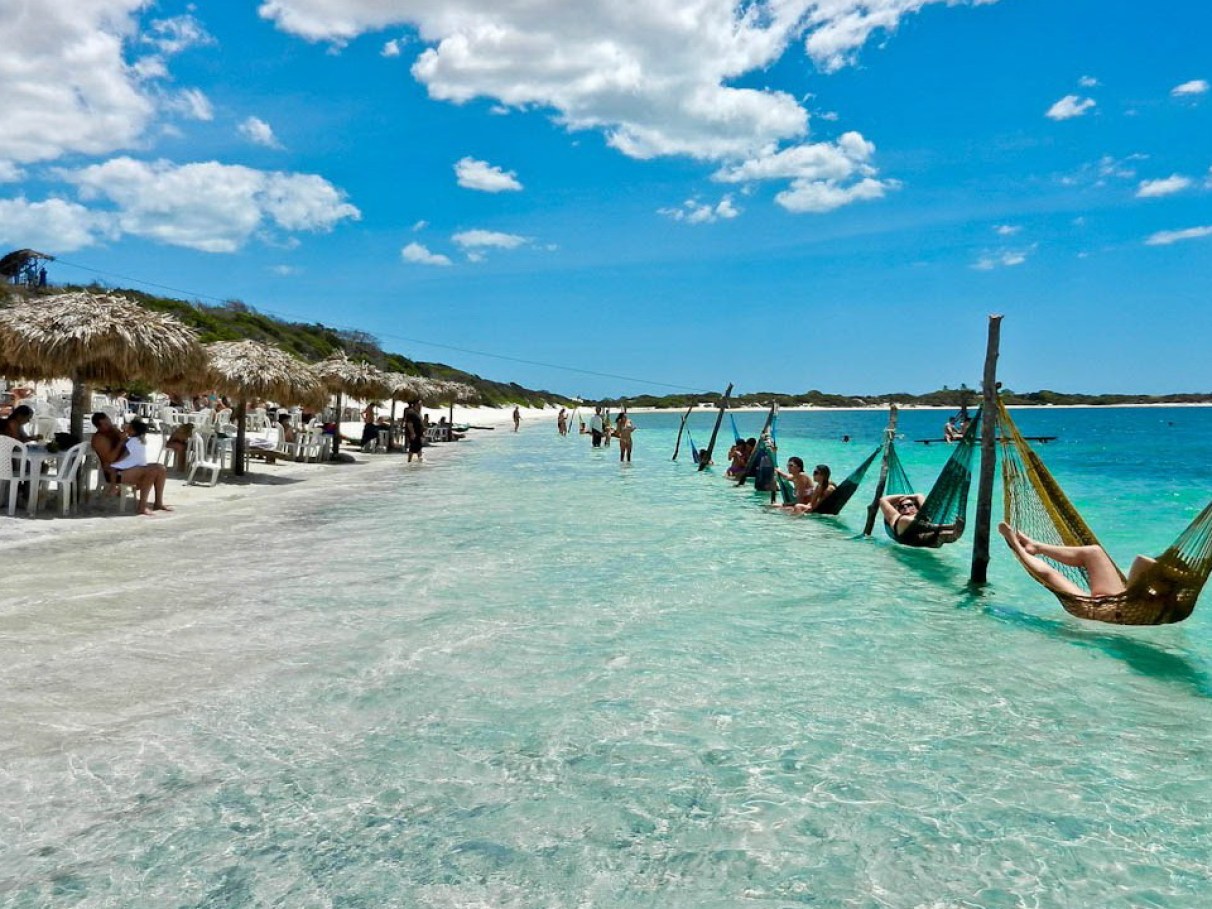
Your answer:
[0,436,29,516]
[33,443,86,516]
[186,432,222,486]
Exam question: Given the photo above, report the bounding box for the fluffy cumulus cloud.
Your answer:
[257,1,993,211]
[51,157,360,253]
[454,157,523,192]
[1171,79,1209,97]
[1046,95,1096,120]
[402,241,452,265]
[0,162,25,183]
[0,2,217,165]
[972,246,1033,270]
[659,195,740,224]
[0,197,116,252]
[1136,174,1192,198]
[452,229,528,249]
[240,116,285,149]
[1145,226,1212,247]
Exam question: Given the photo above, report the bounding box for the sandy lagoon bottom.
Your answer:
[3,407,1211,908]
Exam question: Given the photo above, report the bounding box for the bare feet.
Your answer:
[998,522,1038,554]
[153,504,174,512]
[138,507,157,517]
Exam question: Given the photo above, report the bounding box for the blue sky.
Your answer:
[2,1,1210,398]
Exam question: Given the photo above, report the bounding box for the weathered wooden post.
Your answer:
[863,404,899,536]
[969,314,1003,585]
[698,383,733,471]
[671,402,695,461]
[735,401,778,486]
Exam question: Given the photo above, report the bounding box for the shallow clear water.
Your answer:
[3,407,1212,908]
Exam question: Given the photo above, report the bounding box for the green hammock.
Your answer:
[811,444,883,516]
[996,398,1212,625]
[880,411,980,548]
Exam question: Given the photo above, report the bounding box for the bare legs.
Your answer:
[998,523,1125,597]
[119,465,172,516]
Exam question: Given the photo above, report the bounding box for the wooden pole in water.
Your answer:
[863,404,899,536]
[969,314,1003,585]
[671,402,695,461]
[698,383,733,471]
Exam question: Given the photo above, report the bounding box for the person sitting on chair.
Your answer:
[108,419,172,515]
[997,522,1151,599]
[164,422,194,472]
[0,405,42,442]
[880,493,962,545]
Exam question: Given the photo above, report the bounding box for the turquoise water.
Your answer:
[3,407,1212,908]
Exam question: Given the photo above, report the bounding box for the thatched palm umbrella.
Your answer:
[431,380,480,428]
[312,352,392,458]
[204,340,325,477]
[0,291,203,438]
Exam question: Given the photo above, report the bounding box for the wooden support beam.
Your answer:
[698,384,733,471]
[970,314,1003,585]
[671,402,695,461]
[863,404,899,536]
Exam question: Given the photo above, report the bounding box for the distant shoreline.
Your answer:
[623,402,1212,414]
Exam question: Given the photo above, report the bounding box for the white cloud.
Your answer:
[57,157,360,253]
[142,14,214,55]
[994,224,1020,236]
[0,162,25,183]
[239,116,284,149]
[1078,75,1099,88]
[465,251,485,263]
[1145,226,1212,247]
[0,3,218,166]
[452,229,528,249]
[1206,166,1212,189]
[0,196,116,252]
[402,241,452,265]
[972,247,1033,270]
[776,176,890,212]
[1171,79,1209,97]
[271,264,300,276]
[454,157,523,193]
[1136,174,1192,198]
[1046,95,1096,120]
[659,194,741,224]
[167,88,214,122]
[257,0,984,212]
[412,219,428,231]
[382,39,402,57]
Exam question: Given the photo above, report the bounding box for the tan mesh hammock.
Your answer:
[996,398,1212,625]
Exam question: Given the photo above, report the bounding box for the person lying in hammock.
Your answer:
[880,493,963,545]
[998,522,1154,599]
[788,464,836,514]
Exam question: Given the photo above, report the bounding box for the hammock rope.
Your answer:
[996,398,1212,624]
[806,444,883,515]
[881,411,981,548]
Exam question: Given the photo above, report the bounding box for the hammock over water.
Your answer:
[881,412,981,548]
[997,398,1212,625]
[776,443,882,514]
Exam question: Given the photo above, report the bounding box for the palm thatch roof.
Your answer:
[204,340,325,407]
[0,249,55,279]
[430,379,480,405]
[383,371,436,401]
[312,352,392,400]
[0,291,203,385]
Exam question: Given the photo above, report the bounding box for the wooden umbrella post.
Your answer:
[331,391,343,459]
[671,402,695,461]
[69,371,88,441]
[863,404,899,536]
[969,314,1003,585]
[698,383,733,471]
[233,397,248,477]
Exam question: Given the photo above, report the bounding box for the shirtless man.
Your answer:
[90,412,124,475]
[95,416,171,515]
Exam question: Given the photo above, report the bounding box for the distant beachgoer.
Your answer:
[842,434,851,443]
[360,402,382,448]
[880,493,962,545]
[108,419,171,515]
[557,407,568,436]
[37,267,47,287]
[726,438,750,477]
[589,407,604,448]
[404,401,425,462]
[277,413,297,447]
[774,456,813,507]
[793,465,836,514]
[615,412,635,462]
[513,406,521,432]
[998,522,1150,599]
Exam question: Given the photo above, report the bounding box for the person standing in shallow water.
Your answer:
[557,407,568,436]
[513,406,521,432]
[589,406,604,448]
[614,412,635,462]
[404,401,424,462]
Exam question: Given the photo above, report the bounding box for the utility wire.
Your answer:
[51,257,713,394]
